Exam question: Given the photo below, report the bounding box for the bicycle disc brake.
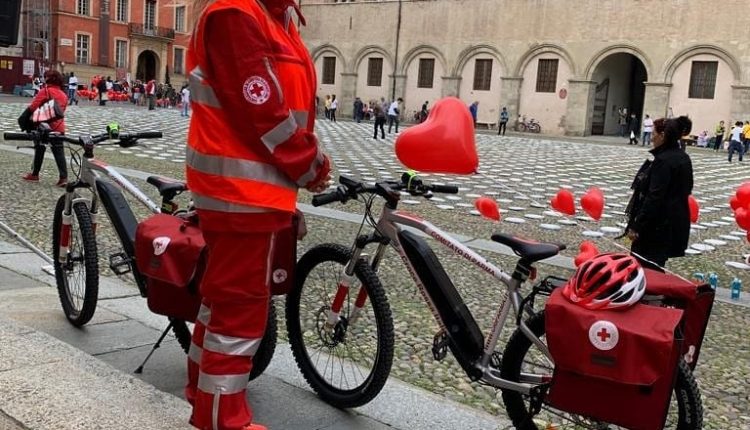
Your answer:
[432,330,449,361]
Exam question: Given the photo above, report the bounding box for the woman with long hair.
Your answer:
[626,116,694,270]
[184,0,330,428]
[21,70,69,187]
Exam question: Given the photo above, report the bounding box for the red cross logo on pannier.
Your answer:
[588,320,619,351]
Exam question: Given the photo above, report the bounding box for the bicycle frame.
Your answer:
[334,203,553,396]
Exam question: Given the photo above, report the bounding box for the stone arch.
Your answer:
[309,44,348,73]
[398,44,448,76]
[663,44,741,83]
[452,44,507,77]
[514,43,577,77]
[584,44,652,81]
[352,45,394,74]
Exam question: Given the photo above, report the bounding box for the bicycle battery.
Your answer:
[95,179,139,257]
[398,230,485,373]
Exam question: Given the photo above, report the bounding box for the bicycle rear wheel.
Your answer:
[172,300,278,381]
[500,311,702,429]
[286,243,394,408]
[52,194,99,326]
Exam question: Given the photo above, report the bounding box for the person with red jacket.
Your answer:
[184,0,330,428]
[21,70,69,187]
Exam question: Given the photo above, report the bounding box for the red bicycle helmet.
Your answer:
[562,253,646,310]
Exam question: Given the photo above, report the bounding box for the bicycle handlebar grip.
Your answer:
[136,132,163,139]
[312,191,342,207]
[3,132,32,141]
[431,184,459,194]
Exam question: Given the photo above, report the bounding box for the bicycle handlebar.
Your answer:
[311,175,459,207]
[3,130,162,148]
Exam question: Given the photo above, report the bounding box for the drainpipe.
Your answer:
[391,0,402,101]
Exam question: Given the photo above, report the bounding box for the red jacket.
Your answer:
[29,86,68,133]
[186,0,328,230]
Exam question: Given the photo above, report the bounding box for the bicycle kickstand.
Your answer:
[134,320,175,374]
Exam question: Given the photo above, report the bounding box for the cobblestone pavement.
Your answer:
[0,101,748,427]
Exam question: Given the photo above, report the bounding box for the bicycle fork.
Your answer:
[57,189,99,265]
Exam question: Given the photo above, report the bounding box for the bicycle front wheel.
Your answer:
[286,243,394,408]
[52,194,99,326]
[500,311,703,429]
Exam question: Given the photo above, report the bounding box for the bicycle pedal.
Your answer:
[432,330,449,361]
[109,252,132,275]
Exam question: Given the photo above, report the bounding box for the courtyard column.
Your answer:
[441,76,461,97]
[499,77,523,121]
[340,72,357,118]
[642,82,671,119]
[391,74,407,100]
[731,85,750,122]
[565,79,597,136]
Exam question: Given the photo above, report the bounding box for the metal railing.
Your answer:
[128,23,175,39]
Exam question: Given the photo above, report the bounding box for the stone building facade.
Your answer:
[299,0,750,136]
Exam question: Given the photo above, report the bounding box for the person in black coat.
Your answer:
[626,116,693,270]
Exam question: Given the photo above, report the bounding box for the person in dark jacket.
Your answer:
[626,116,693,270]
[627,113,640,145]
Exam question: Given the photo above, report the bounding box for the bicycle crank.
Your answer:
[432,330,449,361]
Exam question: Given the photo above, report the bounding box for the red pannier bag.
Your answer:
[545,289,684,430]
[135,214,205,322]
[643,269,714,370]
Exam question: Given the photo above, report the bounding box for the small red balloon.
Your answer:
[580,187,605,221]
[395,97,478,175]
[737,183,750,205]
[687,195,699,224]
[550,189,576,215]
[574,241,600,267]
[730,195,742,211]
[475,197,500,221]
[736,207,750,230]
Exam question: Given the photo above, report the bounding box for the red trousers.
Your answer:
[185,228,275,430]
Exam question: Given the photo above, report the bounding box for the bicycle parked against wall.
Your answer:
[3,125,277,378]
[517,115,542,133]
[285,174,703,428]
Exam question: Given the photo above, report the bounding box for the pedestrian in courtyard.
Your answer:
[420,101,429,123]
[714,120,726,152]
[353,97,363,123]
[618,107,628,137]
[324,94,331,119]
[743,121,750,154]
[31,76,41,96]
[641,114,653,146]
[97,77,107,106]
[146,79,156,110]
[329,94,338,122]
[626,116,693,270]
[498,106,509,136]
[180,83,190,117]
[628,113,640,145]
[183,0,330,428]
[373,100,386,139]
[469,101,479,128]
[20,70,69,187]
[728,121,744,162]
[67,72,78,105]
[388,97,402,133]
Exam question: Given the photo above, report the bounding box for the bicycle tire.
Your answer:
[52,194,99,327]
[530,124,541,133]
[500,311,702,430]
[171,300,278,382]
[518,123,528,132]
[286,243,394,408]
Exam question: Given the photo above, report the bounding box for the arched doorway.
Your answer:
[589,53,647,135]
[136,50,159,82]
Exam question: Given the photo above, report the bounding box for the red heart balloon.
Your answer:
[736,207,750,230]
[550,189,575,215]
[395,97,478,174]
[687,195,699,224]
[475,197,500,221]
[737,183,750,206]
[574,241,600,266]
[580,187,605,221]
[730,195,742,211]
[580,240,599,254]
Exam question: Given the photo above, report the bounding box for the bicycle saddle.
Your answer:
[490,233,565,262]
[147,176,188,196]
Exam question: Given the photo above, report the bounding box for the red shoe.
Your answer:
[56,177,68,187]
[242,424,268,430]
[22,173,39,182]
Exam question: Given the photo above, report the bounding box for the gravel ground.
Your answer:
[1,102,748,427]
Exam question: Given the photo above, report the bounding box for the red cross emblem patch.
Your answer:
[243,76,271,105]
[588,320,619,351]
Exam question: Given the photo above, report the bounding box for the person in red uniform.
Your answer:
[184,0,330,428]
[21,70,69,187]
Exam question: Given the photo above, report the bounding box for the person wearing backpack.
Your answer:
[20,70,69,187]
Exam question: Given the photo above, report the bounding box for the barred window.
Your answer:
[417,58,434,89]
[473,59,492,91]
[145,0,156,30]
[75,34,90,64]
[688,61,718,99]
[174,47,184,74]
[175,6,186,32]
[367,57,383,87]
[115,0,128,22]
[322,56,336,85]
[115,40,127,68]
[77,0,89,15]
[535,58,559,93]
